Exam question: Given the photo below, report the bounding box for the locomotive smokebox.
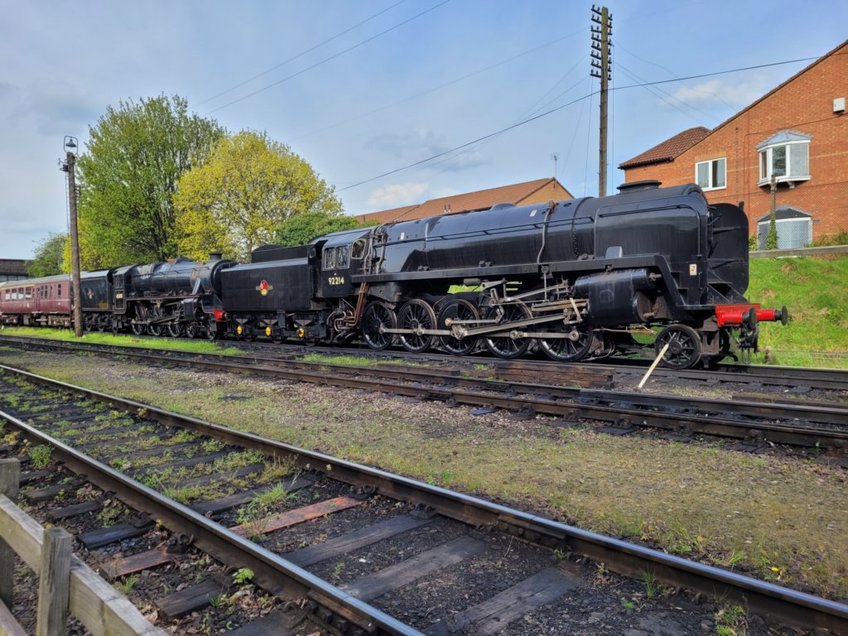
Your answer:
[573,268,655,326]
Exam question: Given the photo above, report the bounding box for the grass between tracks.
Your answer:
[1,347,845,602]
[0,326,242,356]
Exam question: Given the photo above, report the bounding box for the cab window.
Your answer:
[351,239,366,259]
[323,248,336,270]
[336,245,349,268]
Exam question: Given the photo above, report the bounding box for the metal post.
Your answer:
[63,138,83,337]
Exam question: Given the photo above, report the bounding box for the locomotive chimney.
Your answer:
[617,180,662,193]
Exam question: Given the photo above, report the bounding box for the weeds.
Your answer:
[235,482,291,525]
[28,444,52,469]
[714,604,747,636]
[116,574,138,595]
[233,568,254,585]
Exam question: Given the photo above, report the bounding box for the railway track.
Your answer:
[1,335,847,454]
[4,332,848,393]
[218,337,848,392]
[0,363,846,634]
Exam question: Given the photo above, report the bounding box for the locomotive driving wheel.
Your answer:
[484,302,533,359]
[655,324,702,369]
[539,323,594,362]
[397,299,436,353]
[437,298,479,356]
[167,322,183,338]
[361,301,397,351]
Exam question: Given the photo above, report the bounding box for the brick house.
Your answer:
[619,40,848,247]
[355,177,572,225]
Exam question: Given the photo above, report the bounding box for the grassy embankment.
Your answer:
[746,255,848,368]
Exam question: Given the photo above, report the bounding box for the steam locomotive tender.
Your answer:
[218,182,787,369]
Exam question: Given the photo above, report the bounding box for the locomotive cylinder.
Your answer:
[572,268,655,326]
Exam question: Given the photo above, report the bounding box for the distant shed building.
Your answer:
[0,259,28,282]
[354,177,573,225]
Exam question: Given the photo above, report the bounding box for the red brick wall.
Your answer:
[623,44,848,238]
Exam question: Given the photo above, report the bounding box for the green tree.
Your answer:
[275,211,366,247]
[175,130,342,261]
[27,233,68,277]
[766,209,779,250]
[77,95,224,268]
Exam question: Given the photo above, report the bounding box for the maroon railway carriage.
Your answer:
[0,274,72,327]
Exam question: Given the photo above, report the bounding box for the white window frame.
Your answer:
[695,157,726,191]
[757,139,811,186]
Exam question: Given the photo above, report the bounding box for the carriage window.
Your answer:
[323,248,336,270]
[351,239,365,259]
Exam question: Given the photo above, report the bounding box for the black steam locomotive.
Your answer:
[0,182,786,369]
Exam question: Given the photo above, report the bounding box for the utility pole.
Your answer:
[61,136,83,337]
[591,5,612,198]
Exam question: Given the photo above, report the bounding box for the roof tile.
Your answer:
[356,178,572,224]
[619,127,711,169]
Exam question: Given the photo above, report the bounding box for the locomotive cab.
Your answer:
[315,229,371,299]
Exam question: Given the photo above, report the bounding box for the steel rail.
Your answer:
[1,338,846,449]
[0,407,420,635]
[591,356,848,390]
[0,363,845,633]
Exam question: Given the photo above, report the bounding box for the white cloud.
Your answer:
[671,79,766,107]
[366,128,488,172]
[367,182,429,208]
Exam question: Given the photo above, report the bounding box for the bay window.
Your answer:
[757,131,811,185]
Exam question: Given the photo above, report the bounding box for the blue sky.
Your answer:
[1,0,845,259]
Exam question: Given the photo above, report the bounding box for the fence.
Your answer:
[750,244,848,258]
[0,458,165,636]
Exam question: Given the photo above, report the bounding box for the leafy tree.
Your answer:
[77,95,224,268]
[275,211,366,247]
[766,208,779,250]
[27,233,68,277]
[175,130,342,261]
